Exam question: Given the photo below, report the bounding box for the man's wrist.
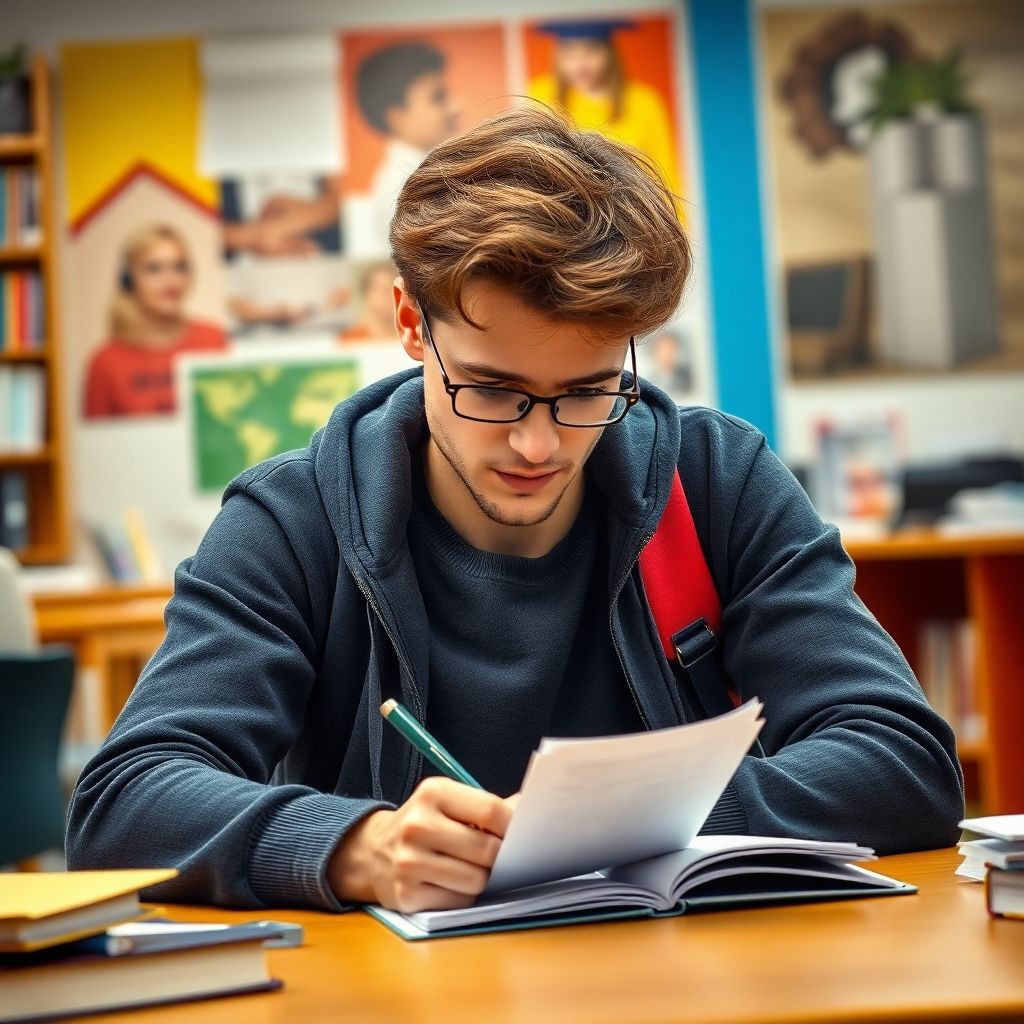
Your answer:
[327,809,388,903]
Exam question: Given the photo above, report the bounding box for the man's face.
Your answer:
[399,280,630,532]
[387,71,458,151]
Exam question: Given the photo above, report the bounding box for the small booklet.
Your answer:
[367,834,913,940]
[366,702,913,940]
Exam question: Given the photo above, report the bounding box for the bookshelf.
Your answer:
[846,530,1024,815]
[0,55,69,564]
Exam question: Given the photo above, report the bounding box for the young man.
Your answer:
[67,105,963,915]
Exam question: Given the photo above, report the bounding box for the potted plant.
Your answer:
[865,49,999,368]
[0,44,31,135]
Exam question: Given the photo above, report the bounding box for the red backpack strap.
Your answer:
[639,469,722,656]
[639,469,735,718]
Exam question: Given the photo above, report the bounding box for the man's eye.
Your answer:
[471,387,512,401]
[568,388,610,399]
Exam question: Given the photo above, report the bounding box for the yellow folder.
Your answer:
[0,869,177,952]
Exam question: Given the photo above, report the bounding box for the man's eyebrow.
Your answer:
[452,357,625,389]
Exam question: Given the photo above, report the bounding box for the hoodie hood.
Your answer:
[312,366,683,580]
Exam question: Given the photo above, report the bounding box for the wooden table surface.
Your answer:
[75,848,1024,1024]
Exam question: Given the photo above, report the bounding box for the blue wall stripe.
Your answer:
[686,0,777,447]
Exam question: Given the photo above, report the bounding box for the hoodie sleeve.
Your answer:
[685,413,964,854]
[65,461,392,910]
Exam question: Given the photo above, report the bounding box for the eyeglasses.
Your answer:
[418,306,640,428]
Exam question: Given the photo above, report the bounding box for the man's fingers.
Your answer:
[425,816,503,869]
[423,778,514,838]
[393,846,490,897]
[389,880,477,915]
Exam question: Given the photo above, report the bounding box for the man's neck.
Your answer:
[422,441,585,559]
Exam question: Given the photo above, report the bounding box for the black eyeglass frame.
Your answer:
[417,304,640,428]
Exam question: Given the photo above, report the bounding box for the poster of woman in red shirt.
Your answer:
[83,223,228,419]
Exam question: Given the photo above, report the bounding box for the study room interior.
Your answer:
[1,0,1023,1021]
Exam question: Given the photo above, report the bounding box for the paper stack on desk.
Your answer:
[957,814,1024,921]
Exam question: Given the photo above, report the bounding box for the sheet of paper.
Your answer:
[486,699,764,893]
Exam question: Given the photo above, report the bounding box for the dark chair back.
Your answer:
[0,649,74,865]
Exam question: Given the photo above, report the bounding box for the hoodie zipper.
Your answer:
[352,573,425,799]
[608,529,656,731]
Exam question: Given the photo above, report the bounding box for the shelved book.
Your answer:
[0,364,45,452]
[368,834,914,940]
[0,166,42,247]
[0,269,45,352]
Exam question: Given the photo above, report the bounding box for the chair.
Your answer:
[0,546,37,652]
[0,649,74,867]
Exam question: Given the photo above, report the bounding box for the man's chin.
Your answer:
[475,487,565,529]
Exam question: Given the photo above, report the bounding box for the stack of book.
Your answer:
[0,870,286,1022]
[956,814,1024,920]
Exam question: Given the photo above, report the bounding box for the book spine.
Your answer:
[985,865,1024,920]
[0,470,30,551]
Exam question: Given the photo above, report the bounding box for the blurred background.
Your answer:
[0,0,1021,869]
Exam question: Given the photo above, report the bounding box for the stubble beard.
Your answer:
[427,412,590,529]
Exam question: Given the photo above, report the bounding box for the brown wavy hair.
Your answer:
[389,103,690,338]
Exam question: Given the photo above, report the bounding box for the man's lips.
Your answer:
[494,469,560,493]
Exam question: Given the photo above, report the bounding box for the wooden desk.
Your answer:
[33,585,172,732]
[79,849,1024,1024]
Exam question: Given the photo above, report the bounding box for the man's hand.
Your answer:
[327,778,516,913]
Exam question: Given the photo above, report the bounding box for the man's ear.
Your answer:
[393,276,424,363]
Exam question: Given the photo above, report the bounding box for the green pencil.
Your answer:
[380,699,484,790]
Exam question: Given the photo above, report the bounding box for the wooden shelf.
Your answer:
[849,536,1024,814]
[0,348,47,362]
[0,447,53,465]
[0,133,42,159]
[0,244,42,263]
[1,56,70,565]
[845,529,1024,560]
[17,542,70,566]
[957,741,987,761]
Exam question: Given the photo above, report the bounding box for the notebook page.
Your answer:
[486,699,764,893]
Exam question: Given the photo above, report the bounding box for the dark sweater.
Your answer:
[408,459,643,796]
[65,369,964,911]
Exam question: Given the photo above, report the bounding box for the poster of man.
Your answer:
[340,24,510,259]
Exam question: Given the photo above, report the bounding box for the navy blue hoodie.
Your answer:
[66,370,963,909]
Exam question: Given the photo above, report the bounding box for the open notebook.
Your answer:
[365,703,913,940]
[368,834,913,940]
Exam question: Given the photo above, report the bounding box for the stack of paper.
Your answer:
[956,815,1024,882]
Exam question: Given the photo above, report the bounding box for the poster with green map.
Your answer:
[187,355,360,492]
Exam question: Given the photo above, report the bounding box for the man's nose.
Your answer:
[508,404,560,464]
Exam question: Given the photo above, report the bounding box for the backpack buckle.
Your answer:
[672,618,717,669]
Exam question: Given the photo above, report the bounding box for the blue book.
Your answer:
[0,921,289,1022]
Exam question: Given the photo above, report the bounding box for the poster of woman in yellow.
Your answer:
[525,17,683,198]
